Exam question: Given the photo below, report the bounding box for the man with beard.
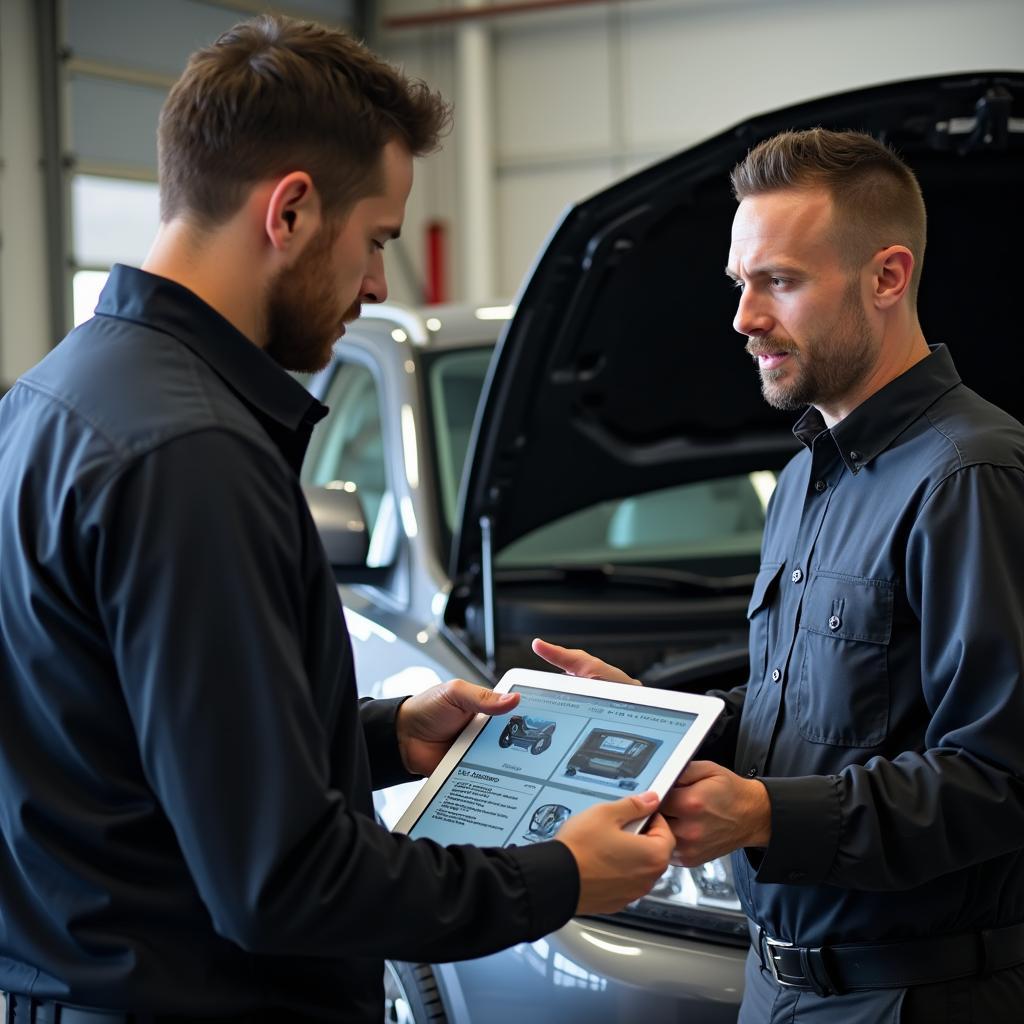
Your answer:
[535,128,1024,1022]
[0,15,674,1024]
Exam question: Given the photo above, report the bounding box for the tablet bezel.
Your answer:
[392,668,725,840]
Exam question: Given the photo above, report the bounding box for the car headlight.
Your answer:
[610,857,748,943]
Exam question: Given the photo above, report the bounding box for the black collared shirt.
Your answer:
[0,265,577,1019]
[707,345,1024,947]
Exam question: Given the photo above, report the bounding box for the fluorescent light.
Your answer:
[391,328,408,343]
[425,317,442,331]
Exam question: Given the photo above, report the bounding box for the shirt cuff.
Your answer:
[508,840,580,938]
[749,774,841,885]
[359,696,418,791]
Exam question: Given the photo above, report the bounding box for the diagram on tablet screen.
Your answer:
[406,684,696,848]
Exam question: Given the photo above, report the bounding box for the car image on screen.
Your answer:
[498,715,557,755]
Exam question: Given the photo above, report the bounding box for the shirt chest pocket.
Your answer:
[746,562,784,691]
[797,571,894,747]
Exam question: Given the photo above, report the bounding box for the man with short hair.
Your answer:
[0,16,673,1023]
[537,128,1024,1021]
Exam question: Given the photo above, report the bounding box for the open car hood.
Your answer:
[451,71,1024,580]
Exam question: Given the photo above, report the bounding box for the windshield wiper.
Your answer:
[495,563,755,596]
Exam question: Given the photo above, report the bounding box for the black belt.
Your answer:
[751,920,1024,997]
[0,995,282,1024]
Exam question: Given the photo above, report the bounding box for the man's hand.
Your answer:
[661,760,771,867]
[396,680,520,776]
[531,637,641,686]
[556,793,675,914]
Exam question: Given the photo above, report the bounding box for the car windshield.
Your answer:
[427,347,777,569]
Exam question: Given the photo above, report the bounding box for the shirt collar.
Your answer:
[95,264,327,435]
[792,344,961,473]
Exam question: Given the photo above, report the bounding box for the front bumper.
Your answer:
[435,916,747,1023]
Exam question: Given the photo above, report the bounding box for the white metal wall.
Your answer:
[378,0,1024,305]
[2,0,1022,372]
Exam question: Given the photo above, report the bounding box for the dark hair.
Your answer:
[158,14,451,226]
[731,128,927,302]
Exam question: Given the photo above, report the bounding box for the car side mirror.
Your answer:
[303,486,370,570]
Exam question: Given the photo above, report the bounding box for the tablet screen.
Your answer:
[406,683,697,847]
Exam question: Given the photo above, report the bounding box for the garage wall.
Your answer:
[0,0,353,376]
[2,0,1021,371]
[0,0,50,383]
[377,0,1024,305]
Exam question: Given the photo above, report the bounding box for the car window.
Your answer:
[496,472,778,568]
[429,348,494,530]
[302,361,392,550]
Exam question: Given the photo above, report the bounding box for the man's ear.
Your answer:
[264,171,321,258]
[871,245,915,311]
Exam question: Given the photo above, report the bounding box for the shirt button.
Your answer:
[791,568,803,584]
[829,615,841,630]
[849,450,861,462]
[814,480,827,493]
[746,767,758,778]
[771,668,781,682]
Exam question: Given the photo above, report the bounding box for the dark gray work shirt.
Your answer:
[708,345,1024,948]
[0,265,577,1020]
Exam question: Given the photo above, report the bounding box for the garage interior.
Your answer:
[1,0,1021,382]
[0,3,1022,1023]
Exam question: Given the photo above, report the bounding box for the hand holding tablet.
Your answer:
[393,668,725,912]
[554,790,675,913]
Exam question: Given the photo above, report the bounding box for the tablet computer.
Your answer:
[393,668,724,846]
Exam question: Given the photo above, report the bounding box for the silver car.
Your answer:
[301,70,1023,1023]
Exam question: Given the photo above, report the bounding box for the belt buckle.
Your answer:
[763,933,799,987]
